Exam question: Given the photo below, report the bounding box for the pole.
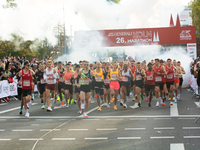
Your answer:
[58,24,60,57]
[63,3,66,55]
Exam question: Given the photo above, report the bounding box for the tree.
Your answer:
[106,0,121,4]
[189,0,200,38]
[2,0,17,8]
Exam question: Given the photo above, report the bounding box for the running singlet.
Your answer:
[37,70,45,84]
[58,68,64,83]
[64,71,72,85]
[135,69,143,81]
[166,65,174,82]
[121,70,130,82]
[74,71,80,86]
[103,70,110,84]
[94,69,104,82]
[110,69,119,81]
[145,70,154,85]
[46,68,56,84]
[174,66,179,79]
[22,69,33,90]
[154,65,163,83]
[80,70,90,85]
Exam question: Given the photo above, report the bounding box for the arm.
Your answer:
[182,67,186,74]
[161,66,167,75]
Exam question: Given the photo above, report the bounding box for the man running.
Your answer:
[103,62,111,107]
[129,60,136,101]
[177,61,185,99]
[74,64,81,114]
[18,61,35,117]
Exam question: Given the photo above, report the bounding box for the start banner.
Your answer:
[0,80,18,98]
[74,26,196,48]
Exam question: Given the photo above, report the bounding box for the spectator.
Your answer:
[0,59,5,80]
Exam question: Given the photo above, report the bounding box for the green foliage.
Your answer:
[189,0,200,38]
[2,0,17,8]
[106,0,121,4]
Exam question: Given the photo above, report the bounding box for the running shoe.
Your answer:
[162,103,165,106]
[138,102,141,107]
[120,100,123,106]
[95,94,97,98]
[47,107,52,112]
[114,105,117,110]
[174,98,177,103]
[60,102,64,107]
[177,94,180,100]
[141,96,144,101]
[28,101,32,107]
[148,102,151,107]
[6,97,10,102]
[65,103,69,108]
[71,99,74,104]
[98,106,101,111]
[81,102,85,109]
[78,109,82,114]
[83,113,88,118]
[133,97,135,101]
[19,110,23,115]
[41,105,45,109]
[107,104,110,108]
[91,99,94,104]
[110,97,113,103]
[168,97,171,100]
[123,103,127,108]
[146,98,149,101]
[25,112,30,117]
[160,99,163,105]
[74,99,77,104]
[156,101,159,107]
[170,102,173,106]
[57,96,60,101]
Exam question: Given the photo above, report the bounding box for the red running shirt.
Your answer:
[145,70,154,85]
[22,69,33,90]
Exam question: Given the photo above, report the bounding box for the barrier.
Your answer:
[189,75,199,94]
[0,80,18,99]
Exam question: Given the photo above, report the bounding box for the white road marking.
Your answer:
[183,136,200,139]
[0,103,7,106]
[12,129,33,131]
[0,119,6,121]
[59,119,70,121]
[0,139,11,141]
[130,118,147,120]
[0,103,37,114]
[79,104,104,117]
[130,103,139,109]
[194,102,200,107]
[170,143,185,150]
[19,138,43,141]
[52,138,76,141]
[96,128,117,131]
[31,124,39,126]
[178,118,195,120]
[106,119,123,120]
[82,119,99,121]
[183,127,200,129]
[170,103,179,116]
[125,128,145,130]
[154,118,171,120]
[84,137,108,140]
[117,137,141,140]
[0,129,5,131]
[154,127,175,130]
[40,129,60,131]
[36,119,53,121]
[13,119,29,121]
[150,136,174,139]
[53,106,63,110]
[68,129,88,131]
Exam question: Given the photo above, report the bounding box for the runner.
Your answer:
[154,58,167,107]
[177,61,186,99]
[89,63,95,103]
[63,63,74,108]
[108,61,121,110]
[57,61,65,106]
[94,62,105,111]
[129,60,136,101]
[18,61,35,117]
[160,59,168,103]
[145,63,154,107]
[173,60,179,103]
[77,61,94,117]
[74,64,81,114]
[134,62,146,107]
[120,63,133,108]
[118,59,124,102]
[103,62,111,107]
[36,62,47,109]
[44,60,57,112]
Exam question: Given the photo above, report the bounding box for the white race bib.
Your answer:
[147,76,153,81]
[96,76,102,82]
[23,80,30,86]
[167,74,173,79]
[155,77,162,82]
[82,79,90,85]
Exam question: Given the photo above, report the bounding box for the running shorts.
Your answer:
[95,88,104,95]
[80,85,91,93]
[166,81,174,89]
[75,86,80,93]
[154,82,164,90]
[58,82,64,93]
[121,82,130,88]
[22,89,32,97]
[174,78,179,84]
[46,84,56,91]
[131,80,135,87]
[145,84,154,92]
[110,81,120,90]
[18,88,22,97]
[94,82,104,89]
[179,78,183,86]
[104,84,110,89]
[63,84,73,94]
[39,83,46,94]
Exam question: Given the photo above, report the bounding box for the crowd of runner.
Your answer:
[0,57,186,118]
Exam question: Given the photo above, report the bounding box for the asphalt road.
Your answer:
[0,88,200,150]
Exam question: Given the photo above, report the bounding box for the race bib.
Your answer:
[104,79,110,84]
[96,76,102,82]
[136,75,141,81]
[155,76,162,82]
[82,78,90,85]
[47,78,54,84]
[122,76,128,82]
[167,74,173,79]
[147,76,153,81]
[40,78,45,84]
[23,80,30,86]
[111,74,118,80]
[59,77,63,82]
[65,79,71,85]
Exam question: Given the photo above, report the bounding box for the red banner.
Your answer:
[74,26,196,48]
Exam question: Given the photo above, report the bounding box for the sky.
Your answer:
[0,0,192,44]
